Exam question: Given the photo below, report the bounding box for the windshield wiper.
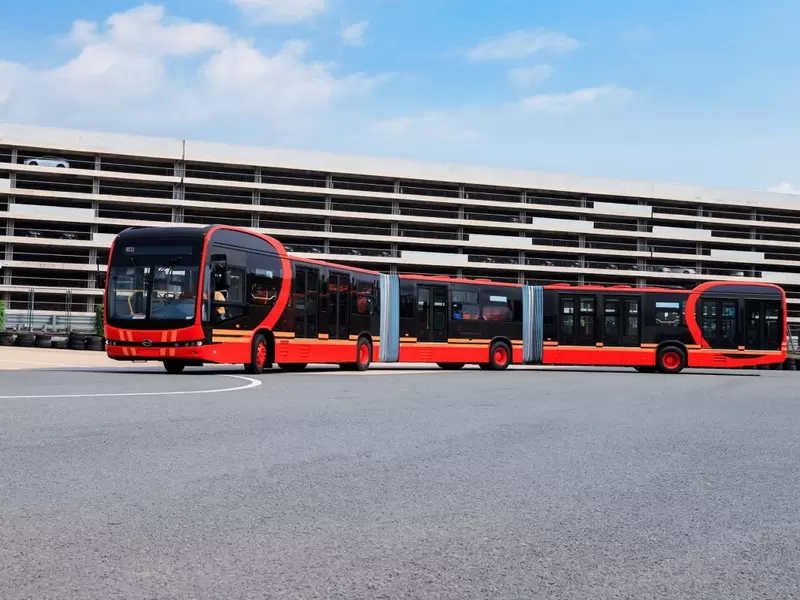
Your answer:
[128,257,148,280]
[153,256,182,282]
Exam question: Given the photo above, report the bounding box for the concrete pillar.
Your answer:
[95,155,101,170]
[172,182,184,223]
[326,174,333,189]
[252,190,260,228]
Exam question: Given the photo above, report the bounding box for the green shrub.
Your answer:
[0,299,5,332]
[94,303,104,336]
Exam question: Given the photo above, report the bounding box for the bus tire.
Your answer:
[163,360,186,374]
[355,337,372,371]
[278,363,307,372]
[489,340,512,370]
[437,362,465,370]
[657,345,686,374]
[245,333,270,375]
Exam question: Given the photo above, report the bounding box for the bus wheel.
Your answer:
[657,345,686,374]
[163,360,186,374]
[489,341,512,370]
[245,333,270,375]
[278,363,307,372]
[437,362,465,370]
[355,337,372,371]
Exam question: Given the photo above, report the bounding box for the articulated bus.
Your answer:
[103,225,788,374]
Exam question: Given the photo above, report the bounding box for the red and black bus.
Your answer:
[104,225,787,374]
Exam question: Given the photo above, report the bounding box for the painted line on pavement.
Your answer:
[0,374,262,399]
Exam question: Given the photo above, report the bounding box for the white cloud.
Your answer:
[508,65,553,88]
[342,21,368,46]
[520,86,630,114]
[468,29,578,61]
[768,183,800,194]
[229,0,326,24]
[0,4,389,131]
[372,111,481,143]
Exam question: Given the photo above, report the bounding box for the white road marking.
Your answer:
[0,359,87,368]
[0,374,262,399]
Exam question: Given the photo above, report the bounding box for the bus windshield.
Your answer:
[107,260,201,324]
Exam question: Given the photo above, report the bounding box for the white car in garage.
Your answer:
[23,156,70,168]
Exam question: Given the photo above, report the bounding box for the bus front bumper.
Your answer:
[106,343,223,363]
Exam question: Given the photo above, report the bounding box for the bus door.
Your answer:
[602,296,640,347]
[294,266,319,338]
[699,297,738,349]
[559,295,597,346]
[417,285,447,343]
[327,271,350,340]
[744,298,782,350]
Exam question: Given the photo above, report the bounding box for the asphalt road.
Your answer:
[1,366,799,599]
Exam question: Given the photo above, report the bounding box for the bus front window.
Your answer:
[150,265,200,321]
[107,263,200,322]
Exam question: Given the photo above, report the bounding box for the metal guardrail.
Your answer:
[3,309,94,332]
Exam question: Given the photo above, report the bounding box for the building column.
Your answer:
[252,168,262,229]
[95,155,102,170]
[252,189,260,228]
[172,182,184,223]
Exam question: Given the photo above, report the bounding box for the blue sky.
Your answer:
[1,0,799,193]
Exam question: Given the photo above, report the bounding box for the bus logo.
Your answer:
[142,339,153,347]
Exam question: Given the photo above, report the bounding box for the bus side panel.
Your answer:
[397,341,524,364]
[543,346,656,366]
[686,350,786,369]
[274,338,363,364]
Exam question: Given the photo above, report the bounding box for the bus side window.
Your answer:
[452,290,479,320]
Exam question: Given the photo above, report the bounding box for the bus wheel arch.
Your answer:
[656,343,687,374]
[245,331,274,374]
[355,335,373,371]
[253,329,276,364]
[488,337,513,370]
[339,334,372,371]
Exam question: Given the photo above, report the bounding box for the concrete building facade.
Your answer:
[1,123,800,326]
